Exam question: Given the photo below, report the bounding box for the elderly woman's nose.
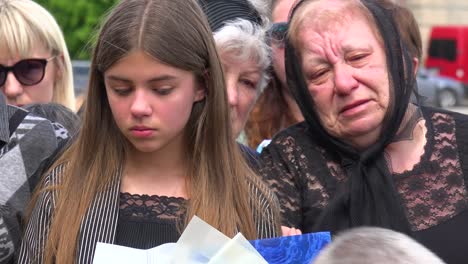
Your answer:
[226,80,239,106]
[3,72,24,99]
[333,65,359,95]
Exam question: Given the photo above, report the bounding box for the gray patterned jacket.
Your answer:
[0,97,69,264]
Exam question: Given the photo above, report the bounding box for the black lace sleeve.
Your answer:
[259,123,343,232]
[260,137,303,229]
[453,110,468,192]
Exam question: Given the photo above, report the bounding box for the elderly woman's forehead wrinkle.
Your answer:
[299,29,343,67]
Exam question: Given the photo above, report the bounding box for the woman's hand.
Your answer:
[281,226,302,236]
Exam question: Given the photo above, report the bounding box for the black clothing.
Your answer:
[260,107,468,264]
[115,193,186,249]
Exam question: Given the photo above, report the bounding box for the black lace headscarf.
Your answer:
[284,0,416,235]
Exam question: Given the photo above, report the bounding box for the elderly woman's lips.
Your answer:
[340,100,371,115]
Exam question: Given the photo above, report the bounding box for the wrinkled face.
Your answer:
[271,0,296,87]
[298,13,390,148]
[104,50,205,154]
[0,45,58,107]
[220,52,261,138]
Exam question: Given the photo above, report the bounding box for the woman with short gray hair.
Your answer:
[199,0,272,166]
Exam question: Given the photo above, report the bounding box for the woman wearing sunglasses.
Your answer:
[0,0,75,110]
[245,0,303,151]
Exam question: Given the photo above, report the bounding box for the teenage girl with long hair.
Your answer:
[19,0,280,263]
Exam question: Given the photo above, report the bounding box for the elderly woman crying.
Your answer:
[259,0,468,263]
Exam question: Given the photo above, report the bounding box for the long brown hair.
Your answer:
[32,0,278,262]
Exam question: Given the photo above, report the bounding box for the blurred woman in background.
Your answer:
[0,0,75,110]
[245,0,303,150]
[198,0,271,166]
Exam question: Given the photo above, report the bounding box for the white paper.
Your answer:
[173,215,231,261]
[92,216,267,264]
[93,243,177,264]
[209,233,267,264]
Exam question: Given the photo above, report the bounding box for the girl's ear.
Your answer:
[194,84,206,102]
[194,71,209,102]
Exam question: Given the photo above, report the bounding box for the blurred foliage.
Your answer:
[35,0,119,60]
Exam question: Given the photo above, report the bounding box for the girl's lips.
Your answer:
[130,129,154,138]
[130,126,156,138]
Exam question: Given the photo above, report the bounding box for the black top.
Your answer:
[115,193,186,249]
[260,107,468,264]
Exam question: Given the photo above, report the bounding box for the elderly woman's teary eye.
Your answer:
[306,69,329,84]
[349,54,367,62]
[346,52,371,67]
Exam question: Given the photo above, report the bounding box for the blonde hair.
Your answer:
[0,0,75,110]
[31,0,279,262]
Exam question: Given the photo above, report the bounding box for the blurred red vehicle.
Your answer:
[425,26,468,88]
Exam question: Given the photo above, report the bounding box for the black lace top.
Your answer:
[115,192,187,249]
[260,107,468,264]
[115,173,281,249]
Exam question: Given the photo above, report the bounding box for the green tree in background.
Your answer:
[35,0,118,60]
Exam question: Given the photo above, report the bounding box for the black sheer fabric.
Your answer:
[115,193,187,249]
[259,107,468,264]
[283,0,416,234]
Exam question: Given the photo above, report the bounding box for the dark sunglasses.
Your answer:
[0,57,56,87]
[267,22,288,48]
